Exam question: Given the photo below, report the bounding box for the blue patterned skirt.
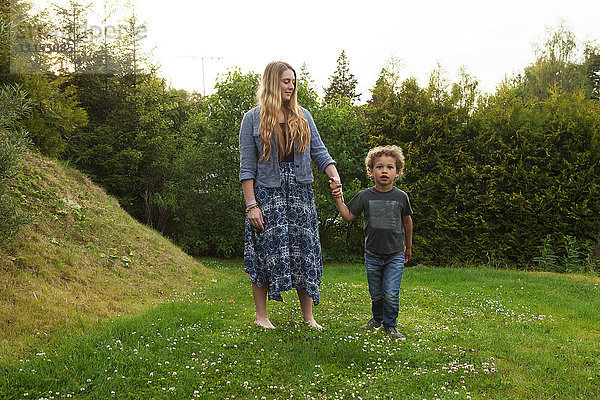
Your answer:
[244,162,323,305]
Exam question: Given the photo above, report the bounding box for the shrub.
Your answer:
[0,84,31,239]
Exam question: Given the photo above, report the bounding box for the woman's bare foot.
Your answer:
[254,316,275,329]
[296,289,322,330]
[305,319,324,330]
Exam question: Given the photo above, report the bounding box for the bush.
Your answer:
[0,84,31,239]
[533,234,600,273]
[167,142,244,258]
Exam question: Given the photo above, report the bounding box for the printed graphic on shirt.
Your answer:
[369,200,399,229]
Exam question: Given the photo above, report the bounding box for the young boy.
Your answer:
[330,145,413,339]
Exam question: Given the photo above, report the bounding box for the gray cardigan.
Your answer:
[239,106,336,188]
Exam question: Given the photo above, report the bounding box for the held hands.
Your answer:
[329,177,343,199]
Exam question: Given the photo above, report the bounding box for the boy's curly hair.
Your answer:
[365,145,405,179]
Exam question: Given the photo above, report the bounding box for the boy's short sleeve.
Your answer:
[401,192,414,216]
[347,191,364,217]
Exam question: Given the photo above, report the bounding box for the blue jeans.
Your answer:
[364,249,405,328]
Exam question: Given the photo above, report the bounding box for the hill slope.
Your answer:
[0,153,217,359]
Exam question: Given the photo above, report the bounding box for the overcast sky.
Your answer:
[40,0,600,101]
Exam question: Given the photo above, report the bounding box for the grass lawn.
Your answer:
[1,259,599,399]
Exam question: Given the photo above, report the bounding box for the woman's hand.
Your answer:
[247,206,264,231]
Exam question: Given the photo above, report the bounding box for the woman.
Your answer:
[239,61,341,330]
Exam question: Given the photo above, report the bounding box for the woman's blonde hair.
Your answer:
[365,145,405,179]
[257,61,310,161]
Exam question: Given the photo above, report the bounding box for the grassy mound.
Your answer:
[0,153,217,360]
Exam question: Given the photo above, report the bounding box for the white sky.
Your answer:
[37,0,600,101]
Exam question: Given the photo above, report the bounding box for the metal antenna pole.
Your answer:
[201,56,223,96]
[171,56,222,95]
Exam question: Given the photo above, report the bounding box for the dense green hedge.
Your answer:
[322,77,600,269]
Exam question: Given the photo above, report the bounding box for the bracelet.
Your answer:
[246,204,259,214]
[246,199,257,207]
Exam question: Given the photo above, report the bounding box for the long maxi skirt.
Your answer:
[244,162,323,305]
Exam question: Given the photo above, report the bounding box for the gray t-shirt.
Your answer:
[347,186,413,255]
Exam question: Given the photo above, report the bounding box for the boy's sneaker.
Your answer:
[360,318,383,329]
[384,326,406,340]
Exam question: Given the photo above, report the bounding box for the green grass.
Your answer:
[1,259,598,400]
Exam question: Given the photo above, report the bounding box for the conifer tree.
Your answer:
[324,50,360,104]
[53,0,93,74]
[297,62,318,109]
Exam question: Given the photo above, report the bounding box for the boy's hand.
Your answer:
[405,246,412,263]
[329,177,343,198]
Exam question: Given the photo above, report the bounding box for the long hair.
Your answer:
[257,61,310,161]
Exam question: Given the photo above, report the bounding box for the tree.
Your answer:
[519,21,588,100]
[297,62,318,110]
[1,0,88,156]
[86,0,120,75]
[113,11,151,80]
[369,56,402,106]
[583,42,600,100]
[52,0,93,74]
[1,0,56,78]
[67,75,191,231]
[19,74,88,155]
[65,1,153,127]
[324,50,360,104]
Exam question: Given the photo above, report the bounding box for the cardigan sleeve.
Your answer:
[239,109,258,181]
